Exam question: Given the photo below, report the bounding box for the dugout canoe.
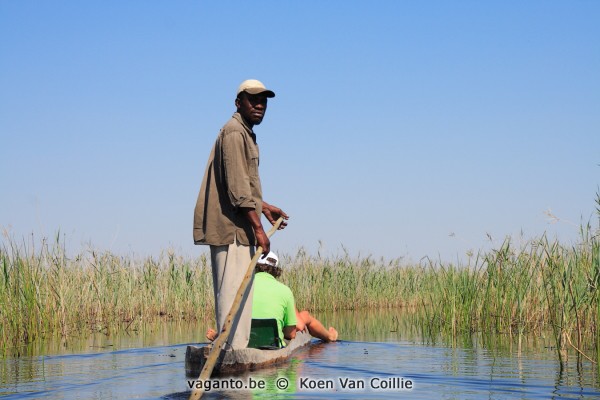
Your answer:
[185,331,313,376]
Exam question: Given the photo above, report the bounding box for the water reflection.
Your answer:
[6,319,210,358]
[1,309,599,399]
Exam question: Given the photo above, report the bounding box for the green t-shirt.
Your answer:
[252,272,297,343]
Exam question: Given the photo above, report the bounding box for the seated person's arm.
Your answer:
[295,309,306,332]
[283,325,297,340]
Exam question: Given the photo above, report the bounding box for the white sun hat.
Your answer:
[258,251,279,268]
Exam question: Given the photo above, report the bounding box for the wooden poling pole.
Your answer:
[189,217,284,400]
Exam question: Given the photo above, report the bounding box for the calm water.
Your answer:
[1,309,598,399]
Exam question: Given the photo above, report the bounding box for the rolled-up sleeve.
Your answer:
[221,130,258,210]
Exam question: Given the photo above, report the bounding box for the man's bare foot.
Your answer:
[206,328,217,342]
[327,327,338,342]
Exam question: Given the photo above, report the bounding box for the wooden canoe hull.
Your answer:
[185,331,313,376]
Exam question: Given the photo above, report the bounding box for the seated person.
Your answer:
[206,251,338,344]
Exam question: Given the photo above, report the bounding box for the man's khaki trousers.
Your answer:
[210,236,255,349]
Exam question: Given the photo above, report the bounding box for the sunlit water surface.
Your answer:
[1,310,598,399]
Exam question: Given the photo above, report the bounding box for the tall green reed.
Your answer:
[0,234,213,356]
[1,202,597,365]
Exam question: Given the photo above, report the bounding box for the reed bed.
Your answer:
[0,234,214,355]
[1,217,598,363]
[280,224,599,364]
[411,228,600,364]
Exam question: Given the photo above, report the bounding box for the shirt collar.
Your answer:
[233,112,254,133]
[256,271,276,281]
[232,112,257,143]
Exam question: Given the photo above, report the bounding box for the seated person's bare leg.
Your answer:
[297,310,338,342]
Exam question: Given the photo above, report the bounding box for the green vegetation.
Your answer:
[0,235,214,355]
[1,199,598,362]
[282,224,599,364]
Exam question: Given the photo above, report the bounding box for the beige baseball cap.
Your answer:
[237,79,275,98]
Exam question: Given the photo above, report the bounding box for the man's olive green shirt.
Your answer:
[193,113,263,246]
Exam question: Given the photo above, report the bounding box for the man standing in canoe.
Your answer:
[193,79,288,349]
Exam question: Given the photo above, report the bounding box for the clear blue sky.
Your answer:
[1,1,598,263]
